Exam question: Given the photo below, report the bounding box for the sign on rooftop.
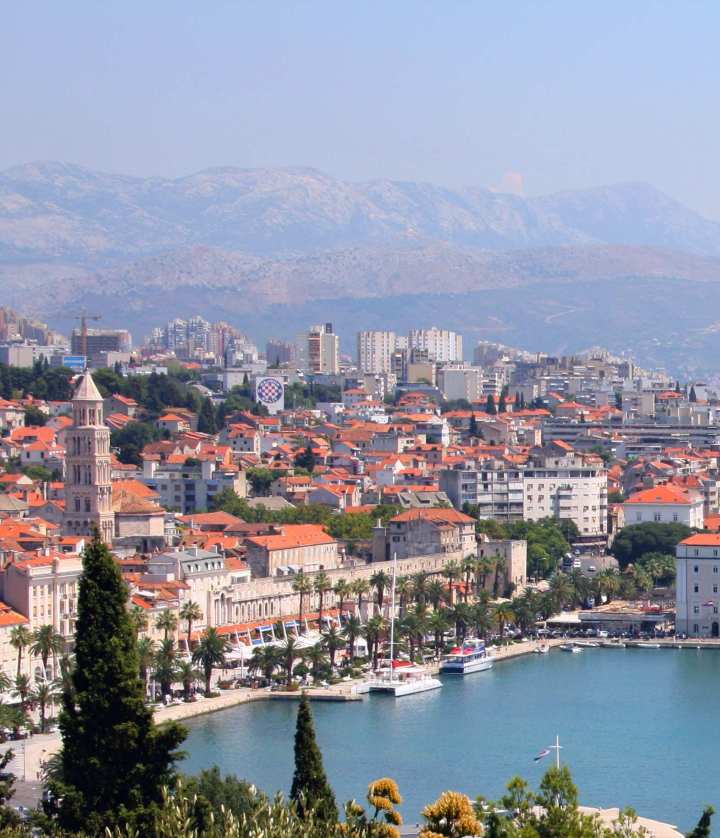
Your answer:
[255,376,284,414]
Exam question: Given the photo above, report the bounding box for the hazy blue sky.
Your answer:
[3,2,720,214]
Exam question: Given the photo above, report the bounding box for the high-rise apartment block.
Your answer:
[299,323,340,374]
[408,328,462,363]
[357,330,398,374]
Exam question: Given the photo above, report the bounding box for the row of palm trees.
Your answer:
[131,601,230,701]
[289,555,510,631]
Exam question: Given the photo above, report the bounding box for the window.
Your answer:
[714,585,718,594]
[673,514,679,522]
[694,623,700,633]
[694,585,699,593]
[653,513,661,522]
[694,565,700,573]
[714,567,719,574]
[694,605,700,614]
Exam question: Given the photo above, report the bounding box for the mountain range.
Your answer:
[2,161,720,376]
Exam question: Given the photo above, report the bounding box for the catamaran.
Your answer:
[367,553,442,697]
[439,638,494,675]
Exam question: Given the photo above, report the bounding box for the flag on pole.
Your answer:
[534,748,551,762]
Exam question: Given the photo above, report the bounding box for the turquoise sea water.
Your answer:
[181,648,720,830]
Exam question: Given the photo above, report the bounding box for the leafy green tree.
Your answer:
[290,692,338,824]
[110,420,161,466]
[192,628,229,696]
[24,404,48,426]
[22,464,53,482]
[485,394,497,415]
[0,749,20,828]
[247,467,275,497]
[183,766,269,829]
[51,535,186,834]
[612,522,693,569]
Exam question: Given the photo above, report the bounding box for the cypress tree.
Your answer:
[52,535,186,834]
[688,806,714,838]
[290,692,337,824]
[486,394,497,415]
[689,385,698,403]
[198,397,218,434]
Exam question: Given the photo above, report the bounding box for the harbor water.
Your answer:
[182,647,719,830]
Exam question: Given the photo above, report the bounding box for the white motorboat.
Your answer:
[440,639,494,675]
[559,643,582,653]
[633,641,661,648]
[534,644,550,655]
[573,640,600,648]
[367,552,442,698]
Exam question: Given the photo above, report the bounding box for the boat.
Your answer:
[573,640,600,648]
[534,644,550,655]
[632,641,661,648]
[367,553,442,698]
[440,639,494,674]
[559,643,582,653]
[601,640,626,648]
[367,660,443,696]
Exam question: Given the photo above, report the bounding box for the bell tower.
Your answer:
[63,373,114,545]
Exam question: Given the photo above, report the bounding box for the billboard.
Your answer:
[61,355,87,373]
[255,376,285,414]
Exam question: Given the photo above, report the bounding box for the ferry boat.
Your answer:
[368,660,442,696]
[440,639,494,675]
[559,643,582,653]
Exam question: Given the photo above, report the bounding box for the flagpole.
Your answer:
[555,734,560,770]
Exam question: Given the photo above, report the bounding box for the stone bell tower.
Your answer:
[62,373,114,545]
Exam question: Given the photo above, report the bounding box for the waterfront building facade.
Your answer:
[675,533,720,637]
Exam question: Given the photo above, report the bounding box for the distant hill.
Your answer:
[3,161,720,375]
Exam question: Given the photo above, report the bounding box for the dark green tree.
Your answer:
[469,413,479,437]
[689,385,698,403]
[198,397,218,435]
[24,405,47,426]
[485,394,497,415]
[688,806,714,838]
[290,692,338,824]
[51,535,186,833]
[295,443,317,473]
[612,522,693,569]
[498,392,507,413]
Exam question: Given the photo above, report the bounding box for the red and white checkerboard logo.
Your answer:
[256,377,284,405]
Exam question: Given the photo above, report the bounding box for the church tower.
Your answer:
[63,373,114,545]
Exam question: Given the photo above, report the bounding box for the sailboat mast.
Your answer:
[389,552,397,683]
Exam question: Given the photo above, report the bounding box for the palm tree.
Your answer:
[137,636,155,697]
[250,645,281,681]
[470,602,493,640]
[322,625,345,670]
[10,625,32,679]
[179,600,203,654]
[362,615,385,669]
[0,671,10,697]
[426,578,446,611]
[461,555,477,603]
[492,553,507,598]
[33,681,54,733]
[411,572,429,607]
[292,570,313,633]
[313,571,332,627]
[369,570,391,614]
[192,627,229,696]
[279,636,299,688]
[450,603,472,644]
[176,660,201,701]
[549,572,575,611]
[427,610,450,656]
[442,560,462,606]
[13,674,32,715]
[155,609,178,642]
[154,638,177,699]
[304,643,329,683]
[129,604,149,637]
[475,555,495,595]
[343,615,363,662]
[30,625,64,681]
[400,608,429,662]
[351,578,370,619]
[396,576,414,616]
[333,578,351,621]
[493,601,516,639]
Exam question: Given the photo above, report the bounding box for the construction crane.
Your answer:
[74,312,102,367]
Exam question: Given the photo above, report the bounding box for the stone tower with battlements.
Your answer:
[62,373,114,544]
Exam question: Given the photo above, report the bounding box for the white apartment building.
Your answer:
[676,534,720,637]
[623,485,704,529]
[440,448,608,535]
[437,365,483,403]
[357,330,397,374]
[298,324,340,374]
[408,328,463,363]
